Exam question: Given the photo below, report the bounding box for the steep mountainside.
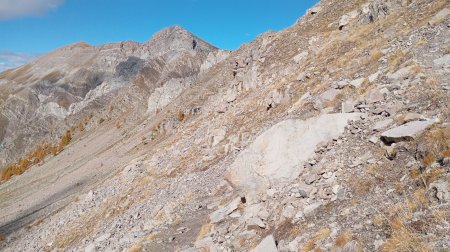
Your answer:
[0,0,449,251]
[0,25,222,166]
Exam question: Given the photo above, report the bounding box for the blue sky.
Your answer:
[0,0,318,71]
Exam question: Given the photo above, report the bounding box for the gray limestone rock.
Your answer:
[251,235,278,252]
[381,119,436,144]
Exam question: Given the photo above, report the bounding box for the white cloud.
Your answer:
[0,52,38,72]
[0,0,64,20]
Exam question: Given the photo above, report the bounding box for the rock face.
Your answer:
[380,119,436,144]
[0,26,219,165]
[225,113,361,197]
[1,0,450,251]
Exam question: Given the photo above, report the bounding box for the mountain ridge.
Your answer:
[0,0,449,251]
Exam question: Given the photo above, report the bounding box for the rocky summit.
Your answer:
[0,0,449,251]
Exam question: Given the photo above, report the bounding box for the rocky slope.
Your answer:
[0,0,449,251]
[0,25,223,166]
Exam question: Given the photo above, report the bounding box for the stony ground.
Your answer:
[0,0,449,251]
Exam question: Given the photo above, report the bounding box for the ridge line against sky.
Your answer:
[0,0,319,72]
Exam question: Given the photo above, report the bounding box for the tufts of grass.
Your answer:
[127,245,141,252]
[370,49,383,61]
[177,111,185,122]
[301,228,330,252]
[388,49,408,72]
[381,218,431,252]
[334,230,353,248]
[196,223,212,241]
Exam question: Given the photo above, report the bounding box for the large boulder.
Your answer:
[225,113,361,197]
[380,119,436,144]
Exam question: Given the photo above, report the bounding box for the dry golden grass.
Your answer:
[373,214,385,227]
[406,188,429,212]
[177,111,185,122]
[349,176,375,197]
[370,49,383,61]
[420,126,450,159]
[415,37,428,48]
[381,218,431,252]
[196,223,212,241]
[77,122,85,132]
[334,230,353,248]
[126,245,141,252]
[301,228,330,252]
[388,49,408,72]
[422,153,436,167]
[443,149,450,158]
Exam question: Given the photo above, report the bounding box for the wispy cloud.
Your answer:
[0,52,38,72]
[0,0,64,20]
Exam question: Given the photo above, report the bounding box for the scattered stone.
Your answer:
[339,14,351,30]
[282,205,296,219]
[210,128,227,147]
[366,89,384,104]
[303,202,322,217]
[305,173,320,185]
[398,113,425,124]
[266,188,277,198]
[195,237,214,249]
[95,233,111,243]
[85,244,96,252]
[258,209,270,220]
[334,80,349,89]
[368,71,380,82]
[251,235,278,252]
[293,51,309,64]
[433,54,450,67]
[296,72,310,82]
[210,197,241,223]
[373,118,393,131]
[342,100,356,113]
[429,180,450,203]
[248,217,266,229]
[320,89,341,101]
[429,8,450,25]
[384,144,397,160]
[369,136,379,144]
[349,78,365,88]
[381,119,436,144]
[309,6,322,15]
[386,65,415,81]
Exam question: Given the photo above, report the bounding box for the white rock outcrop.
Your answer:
[147,77,196,114]
[225,113,362,197]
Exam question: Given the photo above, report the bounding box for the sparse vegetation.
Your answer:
[0,129,74,182]
[196,223,212,241]
[388,49,408,71]
[301,228,330,252]
[177,111,185,122]
[370,48,383,61]
[334,230,353,248]
[381,218,431,252]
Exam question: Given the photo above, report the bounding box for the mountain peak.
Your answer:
[146,25,217,54]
